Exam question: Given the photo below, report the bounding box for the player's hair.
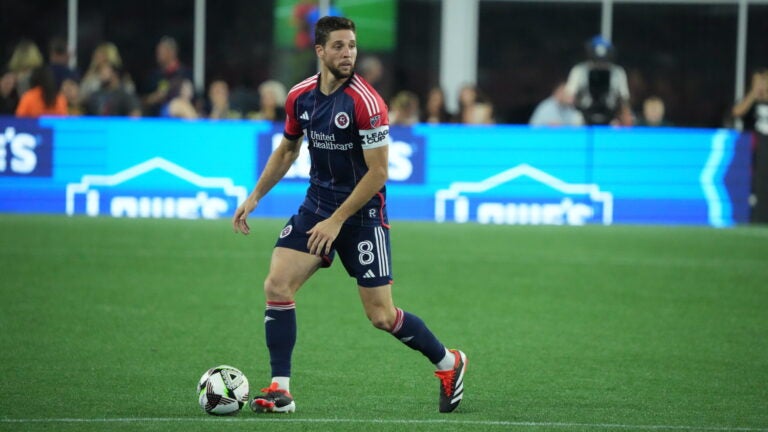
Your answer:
[314,16,356,47]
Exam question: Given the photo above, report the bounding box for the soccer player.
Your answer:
[232,16,467,414]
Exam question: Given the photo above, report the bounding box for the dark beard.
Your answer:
[327,64,352,80]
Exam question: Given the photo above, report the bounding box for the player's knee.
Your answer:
[367,309,396,331]
[369,317,393,331]
[263,276,294,302]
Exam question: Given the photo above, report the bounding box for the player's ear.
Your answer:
[314,44,324,58]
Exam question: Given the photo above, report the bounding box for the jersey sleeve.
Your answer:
[283,89,303,140]
[349,76,390,150]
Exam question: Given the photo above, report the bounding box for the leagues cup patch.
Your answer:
[280,224,293,238]
[334,112,350,129]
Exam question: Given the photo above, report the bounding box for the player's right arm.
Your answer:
[233,135,303,235]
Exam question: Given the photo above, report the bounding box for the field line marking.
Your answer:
[0,417,766,431]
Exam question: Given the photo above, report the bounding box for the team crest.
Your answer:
[334,112,350,129]
[369,114,381,128]
[280,224,293,238]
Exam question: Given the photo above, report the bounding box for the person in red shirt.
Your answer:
[15,66,67,117]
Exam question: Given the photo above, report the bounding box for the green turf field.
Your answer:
[1,214,766,432]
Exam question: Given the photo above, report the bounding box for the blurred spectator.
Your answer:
[358,56,383,84]
[80,42,135,103]
[142,36,193,117]
[61,78,83,115]
[529,81,584,126]
[15,66,68,117]
[83,63,141,117]
[454,83,494,124]
[422,86,451,124]
[610,102,635,127]
[161,77,198,119]
[48,36,82,115]
[47,36,79,91]
[732,69,768,135]
[0,69,19,114]
[206,79,242,119]
[636,96,671,127]
[389,90,420,126]
[454,83,475,123]
[732,69,768,223]
[357,55,385,97]
[292,0,316,51]
[7,39,44,96]
[287,0,343,84]
[566,35,630,125]
[249,80,287,121]
[305,2,343,42]
[471,100,494,124]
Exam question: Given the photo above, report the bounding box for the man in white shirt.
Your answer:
[565,35,630,125]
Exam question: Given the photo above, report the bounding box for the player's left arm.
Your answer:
[307,145,388,256]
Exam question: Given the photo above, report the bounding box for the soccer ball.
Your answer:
[197,365,250,415]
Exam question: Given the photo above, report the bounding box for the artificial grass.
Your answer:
[1,215,766,432]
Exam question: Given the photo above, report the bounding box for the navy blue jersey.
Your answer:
[284,73,391,227]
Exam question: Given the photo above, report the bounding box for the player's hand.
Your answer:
[307,217,343,256]
[232,198,258,235]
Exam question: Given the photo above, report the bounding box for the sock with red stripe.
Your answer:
[390,308,446,364]
[265,301,296,378]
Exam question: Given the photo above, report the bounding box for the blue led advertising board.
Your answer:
[0,117,750,226]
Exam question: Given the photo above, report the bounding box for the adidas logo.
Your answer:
[300,111,309,120]
[362,269,376,278]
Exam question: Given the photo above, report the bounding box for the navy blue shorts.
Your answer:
[274,210,393,287]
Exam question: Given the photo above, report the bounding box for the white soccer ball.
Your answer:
[197,365,250,415]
